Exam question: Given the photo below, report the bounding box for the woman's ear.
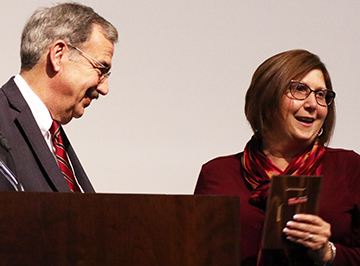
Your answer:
[48,40,68,72]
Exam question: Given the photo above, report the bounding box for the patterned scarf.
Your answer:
[242,134,325,211]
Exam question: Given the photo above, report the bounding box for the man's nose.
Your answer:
[97,78,109,95]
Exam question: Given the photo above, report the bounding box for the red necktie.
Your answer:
[50,121,81,192]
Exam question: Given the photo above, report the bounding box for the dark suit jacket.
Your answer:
[0,77,95,192]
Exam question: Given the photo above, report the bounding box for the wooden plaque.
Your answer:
[262,175,322,250]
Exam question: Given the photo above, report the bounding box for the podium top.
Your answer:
[0,192,240,266]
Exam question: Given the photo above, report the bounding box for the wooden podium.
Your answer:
[0,192,240,266]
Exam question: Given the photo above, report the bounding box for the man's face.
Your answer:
[54,24,114,124]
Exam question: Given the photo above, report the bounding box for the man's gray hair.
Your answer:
[21,2,118,70]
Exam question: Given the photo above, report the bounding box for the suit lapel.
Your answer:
[3,78,71,192]
[17,115,72,192]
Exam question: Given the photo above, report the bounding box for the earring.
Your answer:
[318,128,323,137]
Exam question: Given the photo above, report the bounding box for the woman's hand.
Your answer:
[282,214,333,264]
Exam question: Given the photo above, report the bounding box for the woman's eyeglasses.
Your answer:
[289,80,336,107]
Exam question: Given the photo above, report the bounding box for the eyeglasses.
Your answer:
[289,80,336,107]
[67,43,111,81]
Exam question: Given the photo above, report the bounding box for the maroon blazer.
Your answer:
[195,147,360,266]
[0,77,95,192]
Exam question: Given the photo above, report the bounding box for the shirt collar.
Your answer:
[14,74,53,135]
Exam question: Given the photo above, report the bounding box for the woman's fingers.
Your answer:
[284,214,331,238]
[282,213,332,262]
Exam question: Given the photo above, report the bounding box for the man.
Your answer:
[0,3,118,192]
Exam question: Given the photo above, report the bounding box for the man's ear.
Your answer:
[48,40,68,72]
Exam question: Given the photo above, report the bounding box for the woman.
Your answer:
[194,49,360,266]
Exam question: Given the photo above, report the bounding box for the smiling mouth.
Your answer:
[295,117,315,124]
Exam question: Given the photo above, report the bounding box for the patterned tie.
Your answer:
[50,120,81,192]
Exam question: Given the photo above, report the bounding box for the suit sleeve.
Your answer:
[0,133,17,191]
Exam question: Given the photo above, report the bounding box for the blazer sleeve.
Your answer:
[331,150,360,265]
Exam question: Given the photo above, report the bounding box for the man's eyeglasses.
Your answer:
[289,80,336,107]
[67,43,111,81]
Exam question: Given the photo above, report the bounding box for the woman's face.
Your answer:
[275,69,328,148]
